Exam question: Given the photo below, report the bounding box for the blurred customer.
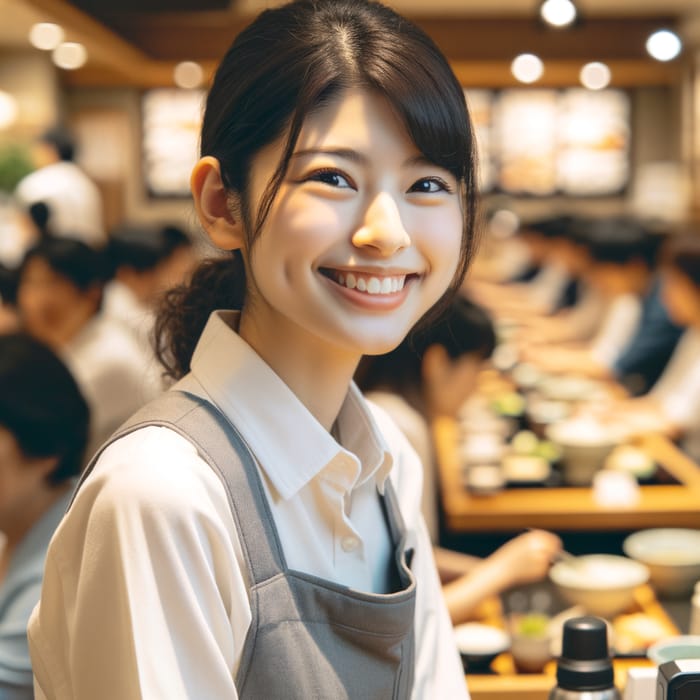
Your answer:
[522,219,659,379]
[104,223,195,351]
[104,223,196,392]
[611,273,683,397]
[16,238,160,456]
[516,218,605,345]
[470,216,582,320]
[606,234,700,457]
[0,332,89,699]
[356,297,561,623]
[14,127,105,248]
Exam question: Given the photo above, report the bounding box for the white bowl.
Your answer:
[545,418,622,486]
[623,529,700,597]
[454,623,510,671]
[549,554,650,618]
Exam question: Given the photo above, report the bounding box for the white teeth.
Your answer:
[367,278,381,294]
[331,271,408,295]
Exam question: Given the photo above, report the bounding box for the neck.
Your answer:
[239,318,358,432]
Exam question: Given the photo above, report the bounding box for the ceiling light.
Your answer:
[173,61,204,89]
[511,54,544,84]
[0,91,18,130]
[52,42,88,70]
[580,62,611,90]
[646,29,682,62]
[29,22,64,51]
[540,0,577,28]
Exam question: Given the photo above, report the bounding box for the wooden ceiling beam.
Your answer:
[20,0,151,77]
[59,56,679,88]
[96,14,678,62]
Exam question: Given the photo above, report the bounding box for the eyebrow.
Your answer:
[290,148,440,170]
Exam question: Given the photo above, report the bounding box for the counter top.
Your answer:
[434,416,700,533]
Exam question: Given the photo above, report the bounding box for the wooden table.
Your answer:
[433,416,700,533]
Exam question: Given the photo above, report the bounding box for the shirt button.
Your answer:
[341,536,359,552]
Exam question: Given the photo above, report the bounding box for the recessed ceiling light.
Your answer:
[511,54,544,84]
[646,29,682,62]
[29,23,65,51]
[173,61,204,89]
[540,0,577,28]
[580,62,611,90]
[52,42,88,70]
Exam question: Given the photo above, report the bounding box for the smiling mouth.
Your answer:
[319,268,416,295]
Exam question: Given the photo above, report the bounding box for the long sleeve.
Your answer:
[28,428,253,700]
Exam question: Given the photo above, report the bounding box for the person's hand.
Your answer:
[488,530,562,589]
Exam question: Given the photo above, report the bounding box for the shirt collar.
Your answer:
[188,311,392,500]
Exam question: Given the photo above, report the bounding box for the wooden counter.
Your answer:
[464,585,676,699]
[433,416,700,533]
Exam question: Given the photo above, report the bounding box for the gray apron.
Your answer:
[72,387,417,699]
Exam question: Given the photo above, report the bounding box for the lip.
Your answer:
[318,268,416,311]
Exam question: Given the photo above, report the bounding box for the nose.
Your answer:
[351,192,410,256]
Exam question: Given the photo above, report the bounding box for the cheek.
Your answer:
[414,207,463,272]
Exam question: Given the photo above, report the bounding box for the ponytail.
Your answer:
[154,251,246,380]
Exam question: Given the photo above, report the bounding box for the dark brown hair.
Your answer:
[0,333,89,485]
[156,0,479,379]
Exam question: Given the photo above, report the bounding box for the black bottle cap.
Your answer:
[556,616,615,691]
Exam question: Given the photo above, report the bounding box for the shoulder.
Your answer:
[69,426,234,537]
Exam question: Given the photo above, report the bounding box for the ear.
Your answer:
[190,156,245,251]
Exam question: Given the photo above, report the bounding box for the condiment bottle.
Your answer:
[549,616,621,700]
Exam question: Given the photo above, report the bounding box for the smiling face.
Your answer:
[237,88,464,366]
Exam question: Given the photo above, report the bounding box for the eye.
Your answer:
[307,169,354,189]
[409,177,453,194]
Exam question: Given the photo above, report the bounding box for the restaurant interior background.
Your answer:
[0,0,699,234]
[4,3,700,697]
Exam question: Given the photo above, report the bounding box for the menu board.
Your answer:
[141,87,630,199]
[464,88,630,196]
[557,89,630,196]
[495,89,559,196]
[141,88,205,197]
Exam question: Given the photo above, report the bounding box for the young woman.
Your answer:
[29,1,478,697]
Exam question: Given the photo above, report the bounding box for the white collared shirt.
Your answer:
[589,293,643,368]
[29,311,468,699]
